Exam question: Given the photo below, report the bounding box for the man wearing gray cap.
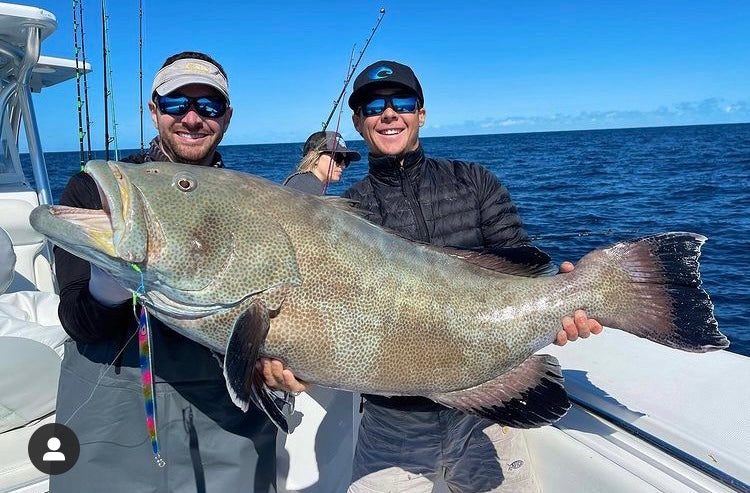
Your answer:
[142,52,232,166]
[51,52,280,492]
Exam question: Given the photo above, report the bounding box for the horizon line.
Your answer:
[27,120,750,155]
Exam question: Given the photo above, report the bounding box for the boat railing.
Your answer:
[0,18,51,203]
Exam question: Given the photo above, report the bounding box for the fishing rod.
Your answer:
[138,0,144,152]
[104,0,120,160]
[71,0,86,169]
[321,7,386,131]
[101,0,110,160]
[530,229,641,241]
[101,0,120,160]
[79,0,93,162]
[72,0,93,168]
[321,46,357,195]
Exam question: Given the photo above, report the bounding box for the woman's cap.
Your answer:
[348,60,423,110]
[303,131,361,161]
[151,58,230,102]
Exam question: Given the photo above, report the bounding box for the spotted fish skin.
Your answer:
[29,160,729,430]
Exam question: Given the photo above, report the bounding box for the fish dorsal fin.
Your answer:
[434,244,557,277]
[318,196,555,278]
[429,354,570,428]
[321,196,371,219]
[223,298,289,433]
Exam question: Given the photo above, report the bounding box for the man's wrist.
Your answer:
[88,265,131,306]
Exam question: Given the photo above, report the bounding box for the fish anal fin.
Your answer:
[223,298,289,433]
[430,354,570,428]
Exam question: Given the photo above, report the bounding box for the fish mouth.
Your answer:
[30,205,117,260]
[30,160,250,326]
[29,160,148,267]
[86,160,148,263]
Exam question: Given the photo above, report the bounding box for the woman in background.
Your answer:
[284,131,360,195]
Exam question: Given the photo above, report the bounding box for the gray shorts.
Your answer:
[348,401,539,493]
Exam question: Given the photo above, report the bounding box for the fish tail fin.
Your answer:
[581,232,728,352]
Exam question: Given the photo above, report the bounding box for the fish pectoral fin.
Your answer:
[429,354,570,428]
[250,371,289,434]
[223,298,289,433]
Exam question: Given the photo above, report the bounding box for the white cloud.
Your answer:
[423,98,750,136]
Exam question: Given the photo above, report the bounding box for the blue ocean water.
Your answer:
[30,123,750,357]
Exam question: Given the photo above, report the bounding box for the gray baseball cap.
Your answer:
[151,58,229,101]
[303,131,361,161]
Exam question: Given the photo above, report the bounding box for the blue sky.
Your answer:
[23,0,750,151]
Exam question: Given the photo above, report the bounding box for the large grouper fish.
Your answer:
[30,160,729,432]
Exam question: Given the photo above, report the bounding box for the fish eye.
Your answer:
[173,172,197,192]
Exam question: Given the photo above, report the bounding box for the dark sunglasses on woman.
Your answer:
[155,94,228,118]
[322,152,350,168]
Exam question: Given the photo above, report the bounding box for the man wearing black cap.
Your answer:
[342,60,603,492]
[51,51,281,492]
[284,131,361,195]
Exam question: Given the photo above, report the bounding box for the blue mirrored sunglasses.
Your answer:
[360,95,419,117]
[155,94,228,118]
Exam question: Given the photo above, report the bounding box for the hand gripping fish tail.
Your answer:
[573,232,728,353]
[432,232,729,429]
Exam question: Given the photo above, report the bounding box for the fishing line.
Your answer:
[530,229,641,241]
[62,326,139,426]
[63,263,166,467]
[61,263,145,428]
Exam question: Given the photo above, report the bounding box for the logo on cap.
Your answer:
[184,61,212,74]
[368,65,393,80]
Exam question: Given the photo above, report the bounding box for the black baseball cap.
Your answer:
[303,131,361,161]
[348,60,424,110]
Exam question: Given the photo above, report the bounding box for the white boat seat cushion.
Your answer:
[0,199,55,293]
[0,336,60,433]
[0,291,67,355]
[0,226,13,293]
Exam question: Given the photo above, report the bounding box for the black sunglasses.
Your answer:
[322,152,350,168]
[359,94,419,117]
[155,94,228,118]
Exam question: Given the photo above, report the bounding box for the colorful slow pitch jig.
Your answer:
[131,263,166,468]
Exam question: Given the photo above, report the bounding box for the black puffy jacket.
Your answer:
[343,145,530,411]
